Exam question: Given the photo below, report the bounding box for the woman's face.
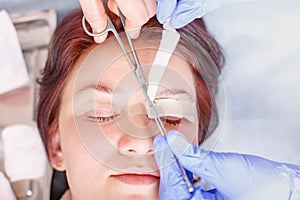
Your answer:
[51,34,199,199]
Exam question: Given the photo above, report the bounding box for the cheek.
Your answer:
[58,112,110,185]
[59,115,89,164]
[166,121,199,145]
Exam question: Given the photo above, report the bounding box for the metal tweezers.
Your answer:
[82,11,194,193]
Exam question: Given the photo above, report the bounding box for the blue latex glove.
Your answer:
[156,0,222,28]
[154,130,300,200]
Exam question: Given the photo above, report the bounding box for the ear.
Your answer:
[47,127,66,171]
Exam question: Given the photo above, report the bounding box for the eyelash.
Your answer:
[86,115,182,126]
[86,115,115,123]
[163,117,182,126]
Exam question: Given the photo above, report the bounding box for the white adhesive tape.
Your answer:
[146,99,197,123]
[147,28,180,101]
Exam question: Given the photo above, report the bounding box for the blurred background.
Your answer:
[1,0,80,21]
[202,0,300,167]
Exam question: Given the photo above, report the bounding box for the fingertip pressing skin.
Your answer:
[153,134,167,152]
[124,23,141,39]
[170,10,198,29]
[166,130,193,157]
[125,0,156,39]
[156,0,177,24]
[81,0,156,41]
[167,130,190,147]
[109,0,156,39]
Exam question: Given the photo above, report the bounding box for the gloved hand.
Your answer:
[156,0,223,28]
[154,130,300,200]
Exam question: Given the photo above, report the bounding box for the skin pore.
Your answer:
[49,32,199,199]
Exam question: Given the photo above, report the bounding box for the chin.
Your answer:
[110,186,158,200]
[117,194,158,200]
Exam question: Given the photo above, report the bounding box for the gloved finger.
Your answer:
[193,188,219,200]
[167,132,254,195]
[166,130,204,172]
[108,0,156,38]
[170,7,202,29]
[154,135,192,200]
[170,0,222,28]
[79,0,108,43]
[168,131,300,199]
[166,131,226,187]
[166,131,232,195]
[156,0,177,24]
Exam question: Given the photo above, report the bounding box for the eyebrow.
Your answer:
[156,88,193,100]
[76,84,118,95]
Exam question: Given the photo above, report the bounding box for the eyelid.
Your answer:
[84,108,116,117]
[74,101,121,117]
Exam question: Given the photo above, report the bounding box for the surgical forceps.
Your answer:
[82,11,194,193]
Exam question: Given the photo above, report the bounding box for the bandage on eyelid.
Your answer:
[149,99,196,123]
[128,100,196,123]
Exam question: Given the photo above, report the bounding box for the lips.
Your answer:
[112,174,159,185]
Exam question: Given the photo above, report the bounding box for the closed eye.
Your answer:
[84,108,119,123]
[162,116,182,126]
[85,115,115,123]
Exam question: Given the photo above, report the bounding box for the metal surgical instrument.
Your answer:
[82,11,194,193]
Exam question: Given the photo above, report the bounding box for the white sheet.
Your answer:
[2,124,47,182]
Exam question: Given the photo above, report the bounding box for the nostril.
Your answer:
[127,149,136,153]
[147,149,154,154]
[120,147,154,156]
[119,148,137,156]
[118,135,155,155]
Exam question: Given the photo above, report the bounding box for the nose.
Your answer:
[118,134,154,155]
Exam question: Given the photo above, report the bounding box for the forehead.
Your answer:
[69,33,196,99]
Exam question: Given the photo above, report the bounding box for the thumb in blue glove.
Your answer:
[154,130,300,200]
[156,0,223,28]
